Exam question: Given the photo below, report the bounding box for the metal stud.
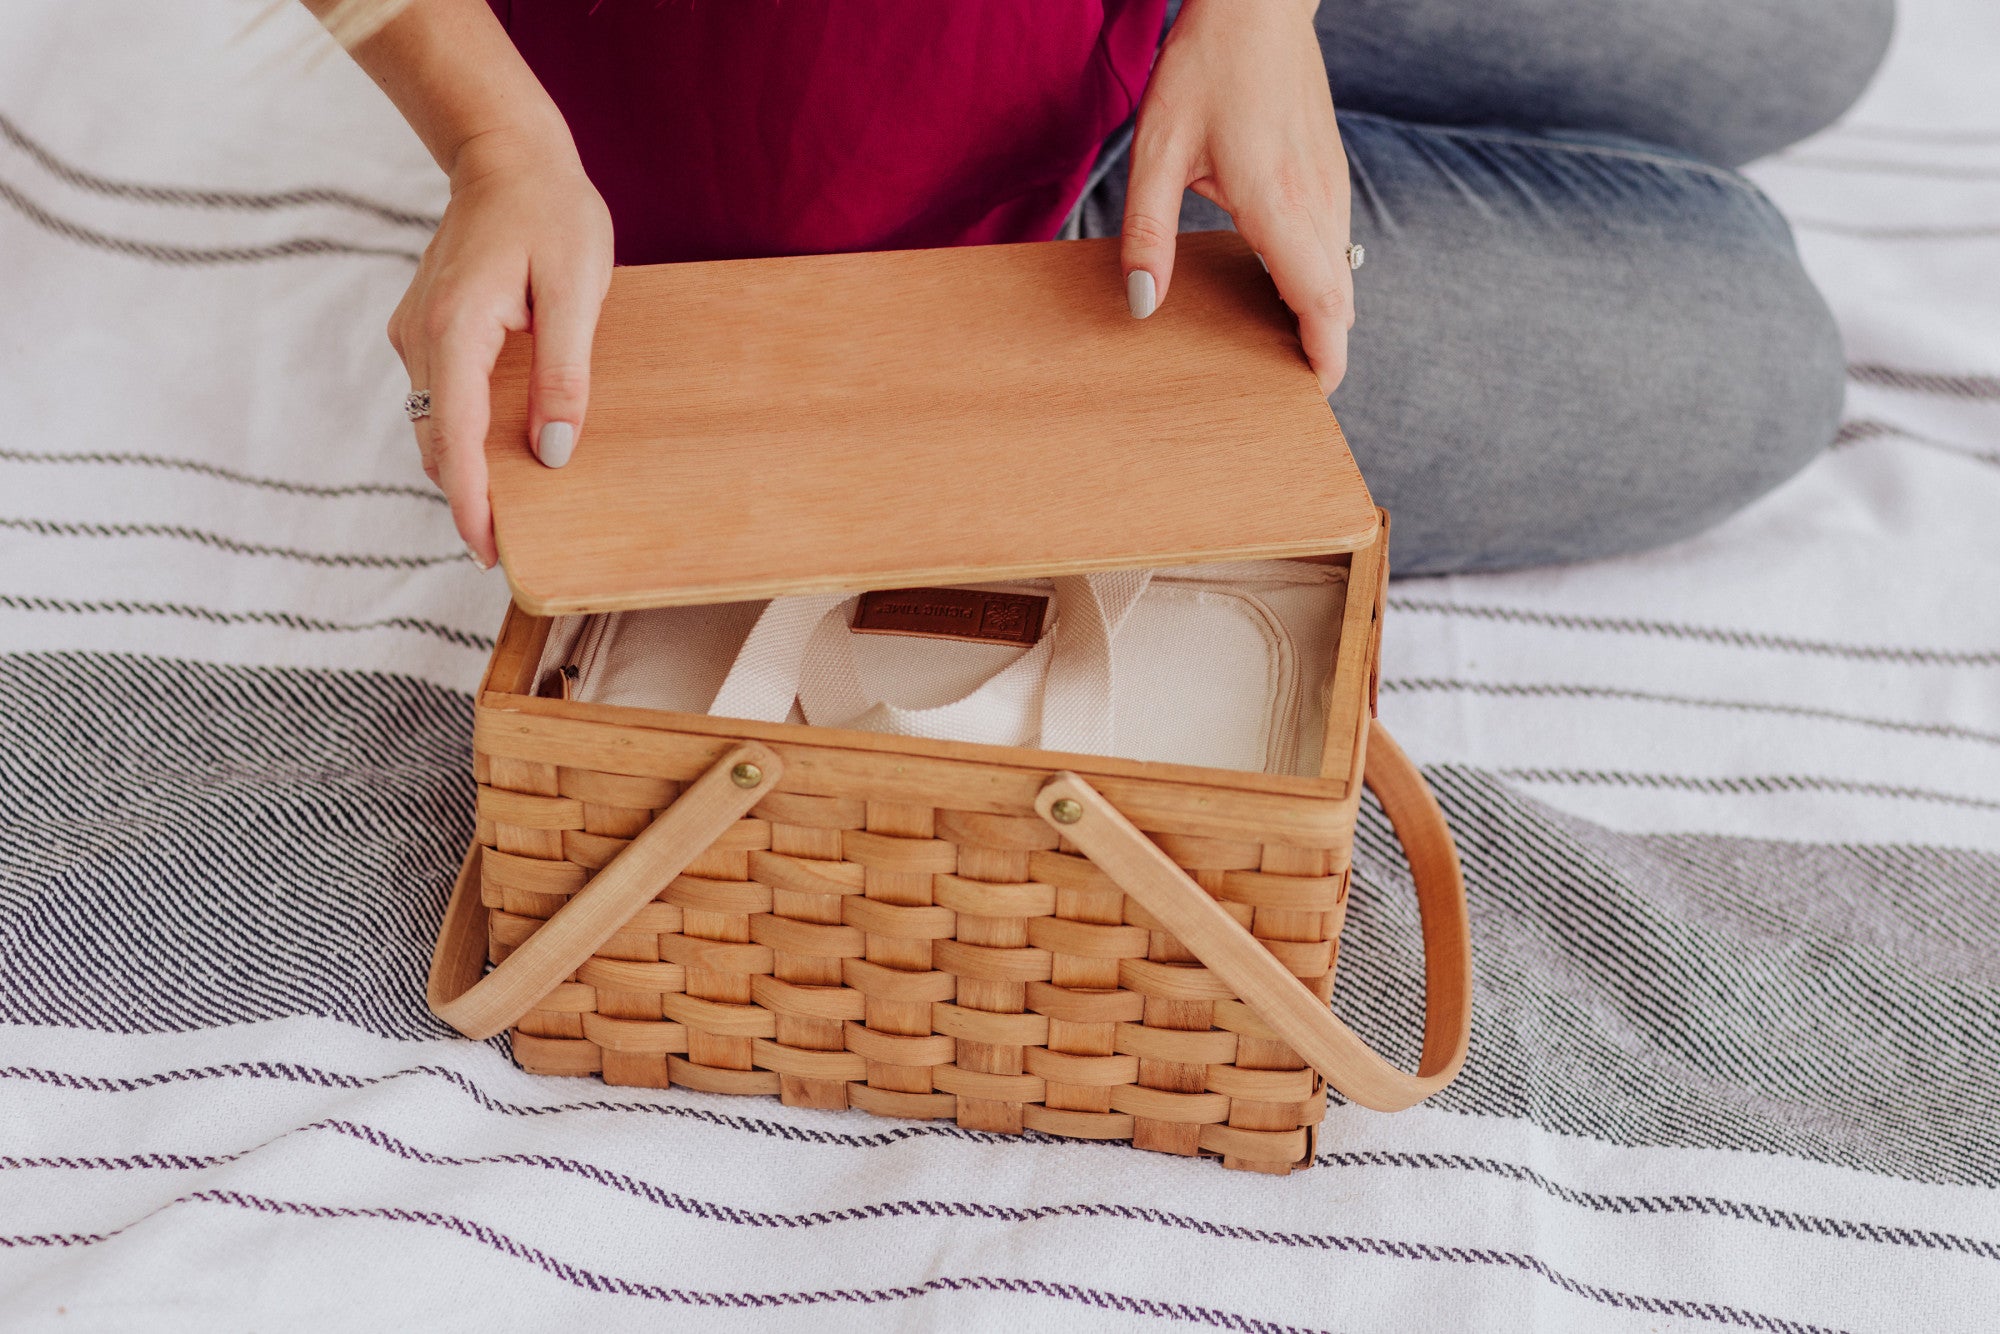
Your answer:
[1048,797,1083,825]
[730,762,763,789]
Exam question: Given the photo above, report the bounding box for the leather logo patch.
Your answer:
[852,587,1049,646]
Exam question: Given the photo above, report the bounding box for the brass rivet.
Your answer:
[730,762,763,789]
[1049,798,1083,825]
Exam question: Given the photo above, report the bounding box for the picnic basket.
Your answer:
[426,232,1472,1174]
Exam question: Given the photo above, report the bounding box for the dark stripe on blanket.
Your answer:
[1848,363,2000,399]
[6,652,2000,1186]
[1347,766,2000,1186]
[1834,419,2000,468]
[1388,598,2000,667]
[0,653,470,1040]
[11,1110,1996,1264]
[1497,767,2000,813]
[0,108,439,228]
[1,1189,1851,1334]
[1313,1150,2000,1261]
[0,515,462,568]
[0,176,421,265]
[1381,677,2000,747]
[0,447,447,504]
[0,595,491,650]
[0,1059,1019,1144]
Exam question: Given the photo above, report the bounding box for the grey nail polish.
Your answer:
[1126,270,1157,320]
[537,421,576,469]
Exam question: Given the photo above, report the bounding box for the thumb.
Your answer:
[1120,142,1188,319]
[525,271,603,470]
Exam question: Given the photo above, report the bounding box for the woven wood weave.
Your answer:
[435,518,1471,1176]
[474,766,1345,1174]
[434,243,1470,1173]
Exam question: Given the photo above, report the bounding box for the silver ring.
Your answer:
[404,390,431,421]
[1346,244,1365,271]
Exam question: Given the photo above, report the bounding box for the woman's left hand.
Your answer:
[1121,0,1353,395]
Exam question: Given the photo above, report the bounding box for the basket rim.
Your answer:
[476,521,1389,812]
[481,687,1359,803]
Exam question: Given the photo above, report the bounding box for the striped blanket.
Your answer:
[3,2,1996,1330]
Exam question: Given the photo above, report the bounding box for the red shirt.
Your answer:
[490,2,1166,265]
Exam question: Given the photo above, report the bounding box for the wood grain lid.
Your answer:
[485,232,1377,615]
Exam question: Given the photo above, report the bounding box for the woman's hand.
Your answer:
[309,0,613,567]
[389,131,613,566]
[1121,0,1353,395]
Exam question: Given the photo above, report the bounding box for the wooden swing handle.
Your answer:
[429,725,1469,1114]
[428,742,782,1041]
[1035,720,1471,1113]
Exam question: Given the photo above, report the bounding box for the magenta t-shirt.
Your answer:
[489,2,1166,265]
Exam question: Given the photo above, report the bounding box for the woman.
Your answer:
[312,0,1892,575]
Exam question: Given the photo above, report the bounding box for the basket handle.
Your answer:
[427,742,782,1041]
[1033,719,1471,1113]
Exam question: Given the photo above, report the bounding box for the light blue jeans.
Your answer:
[1073,0,1894,575]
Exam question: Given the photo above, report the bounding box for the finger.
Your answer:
[386,278,437,481]
[427,315,506,568]
[401,334,441,489]
[1238,203,1351,396]
[525,266,604,469]
[1310,161,1357,338]
[1120,133,1191,319]
[1311,216,1358,381]
[414,421,441,489]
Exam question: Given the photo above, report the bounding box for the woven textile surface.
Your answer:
[2,2,1997,1330]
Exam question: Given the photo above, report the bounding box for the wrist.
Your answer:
[447,119,584,193]
[316,0,583,187]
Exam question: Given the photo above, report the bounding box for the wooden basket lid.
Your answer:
[485,232,1377,615]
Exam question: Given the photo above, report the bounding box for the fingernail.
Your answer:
[1126,270,1157,320]
[536,421,576,469]
[465,543,494,571]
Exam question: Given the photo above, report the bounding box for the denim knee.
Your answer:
[1319,0,1895,168]
[1722,0,1896,165]
[1326,125,1846,575]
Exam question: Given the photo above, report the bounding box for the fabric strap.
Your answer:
[705,571,1153,755]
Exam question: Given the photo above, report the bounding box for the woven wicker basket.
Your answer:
[426,235,1472,1175]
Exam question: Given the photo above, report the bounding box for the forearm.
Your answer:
[301,0,575,178]
[302,0,612,566]
[1177,0,1322,26]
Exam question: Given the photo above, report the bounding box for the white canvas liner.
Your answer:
[533,559,1348,776]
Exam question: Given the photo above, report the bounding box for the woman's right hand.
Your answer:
[388,129,613,567]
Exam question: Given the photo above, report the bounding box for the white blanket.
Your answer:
[2,3,1996,1332]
